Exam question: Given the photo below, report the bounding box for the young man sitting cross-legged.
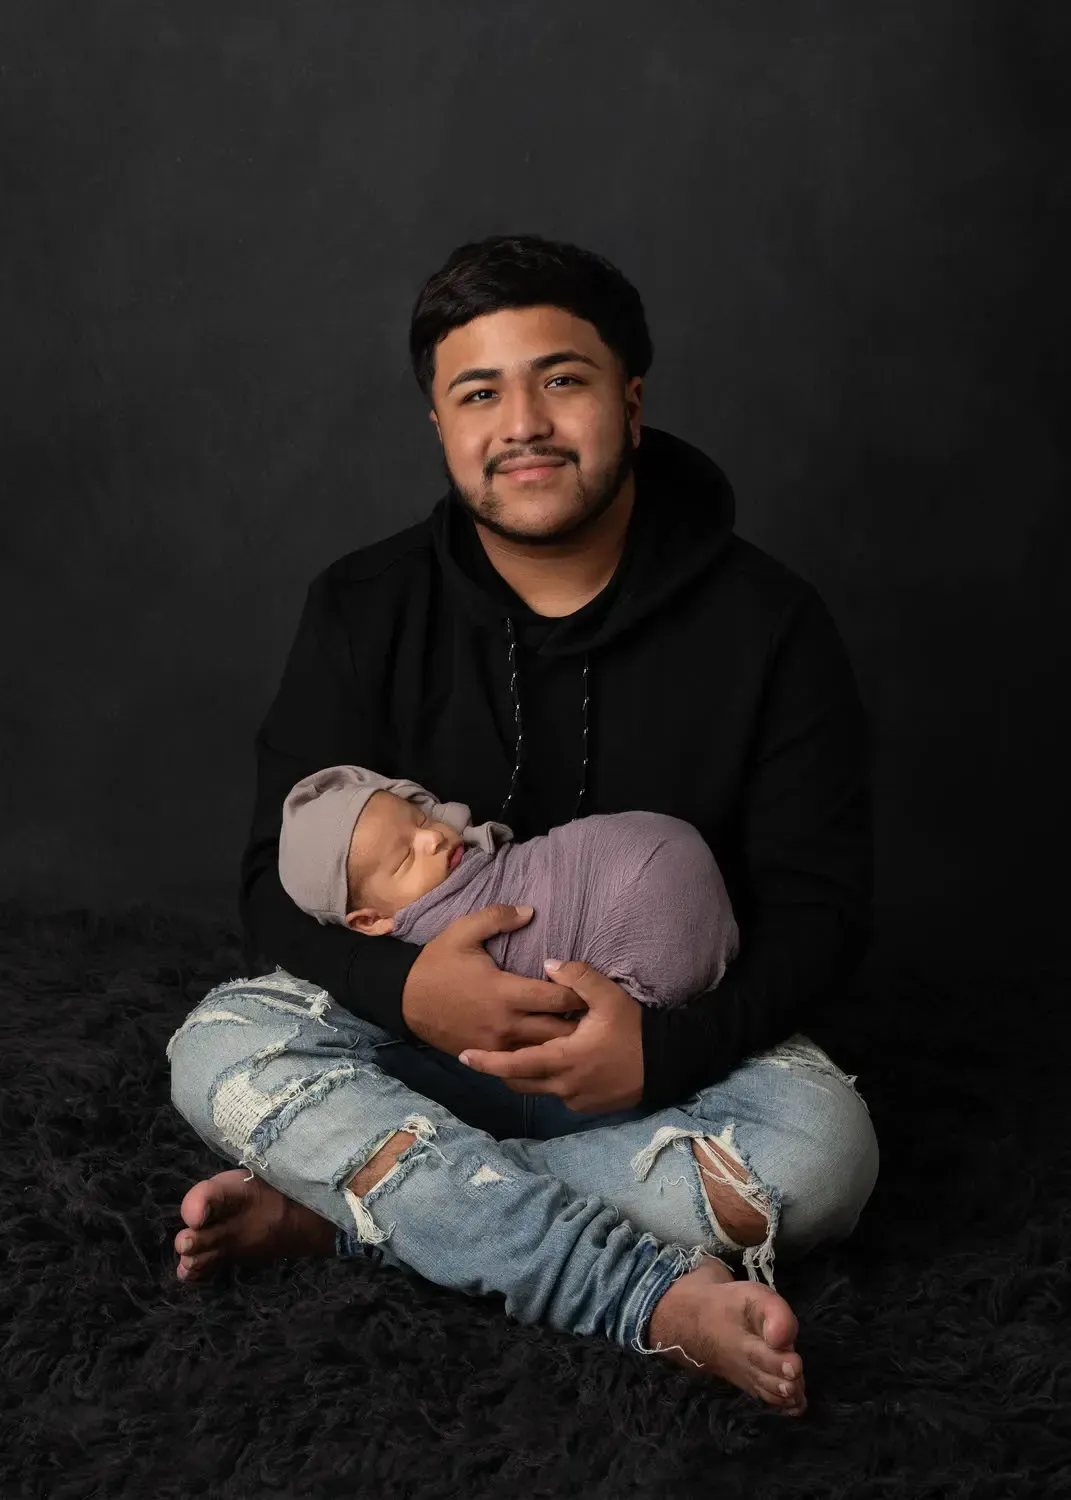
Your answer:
[169,233,880,1418]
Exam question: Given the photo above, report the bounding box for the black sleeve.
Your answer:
[640,588,874,1110]
[237,574,421,1037]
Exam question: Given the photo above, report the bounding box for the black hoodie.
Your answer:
[239,425,873,1109]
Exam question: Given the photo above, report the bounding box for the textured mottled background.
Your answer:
[3,2,1066,972]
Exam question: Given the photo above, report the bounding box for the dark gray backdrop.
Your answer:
[3,2,1066,974]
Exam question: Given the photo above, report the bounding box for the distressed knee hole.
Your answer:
[630,1122,780,1286]
[339,1114,441,1247]
[347,1130,417,1198]
[691,1138,769,1247]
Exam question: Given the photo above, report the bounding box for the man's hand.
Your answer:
[401,905,584,1057]
[457,959,645,1114]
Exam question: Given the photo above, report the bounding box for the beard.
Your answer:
[441,413,636,547]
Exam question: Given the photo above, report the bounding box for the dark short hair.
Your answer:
[408,233,654,399]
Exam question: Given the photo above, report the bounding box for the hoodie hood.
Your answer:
[430,424,736,658]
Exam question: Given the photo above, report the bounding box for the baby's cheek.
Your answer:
[413,867,449,900]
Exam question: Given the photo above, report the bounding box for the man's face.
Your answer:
[429,304,643,545]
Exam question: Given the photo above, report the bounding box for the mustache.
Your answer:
[488,448,576,476]
[438,415,634,503]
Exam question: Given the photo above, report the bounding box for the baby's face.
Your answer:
[345,791,464,932]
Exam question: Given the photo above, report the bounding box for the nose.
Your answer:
[497,386,553,447]
[415,827,446,855]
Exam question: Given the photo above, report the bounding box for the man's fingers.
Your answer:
[460,1046,562,1080]
[453,903,535,945]
[501,973,585,1014]
[513,1017,580,1046]
[543,959,626,1007]
[543,958,594,989]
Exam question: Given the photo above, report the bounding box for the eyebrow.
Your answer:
[445,349,600,395]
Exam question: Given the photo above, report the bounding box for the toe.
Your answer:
[753,1369,796,1403]
[179,1168,249,1234]
[178,1249,218,1279]
[180,1184,213,1231]
[750,1374,804,1404]
[759,1299,799,1351]
[175,1228,216,1257]
[749,1342,800,1381]
[754,1382,795,1411]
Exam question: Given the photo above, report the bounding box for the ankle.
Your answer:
[647,1256,735,1343]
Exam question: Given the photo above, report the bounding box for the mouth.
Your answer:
[448,843,464,871]
[497,458,568,482]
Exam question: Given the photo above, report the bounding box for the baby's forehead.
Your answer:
[369,790,418,825]
[352,791,416,847]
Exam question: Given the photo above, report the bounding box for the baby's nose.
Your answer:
[417,828,444,853]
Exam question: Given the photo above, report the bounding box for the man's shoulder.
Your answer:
[711,538,853,675]
[713,535,826,622]
[312,516,436,596]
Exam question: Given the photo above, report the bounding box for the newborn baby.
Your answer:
[278,765,739,1010]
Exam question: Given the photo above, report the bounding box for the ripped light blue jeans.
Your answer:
[167,968,879,1357]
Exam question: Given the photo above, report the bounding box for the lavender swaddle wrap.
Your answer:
[391,810,739,1009]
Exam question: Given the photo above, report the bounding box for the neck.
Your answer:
[473,475,636,619]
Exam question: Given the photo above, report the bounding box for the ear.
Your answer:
[626,376,643,449]
[429,410,442,443]
[344,908,395,936]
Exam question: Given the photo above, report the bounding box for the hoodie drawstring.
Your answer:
[498,615,590,825]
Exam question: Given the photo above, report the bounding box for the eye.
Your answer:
[461,375,581,405]
[398,814,426,871]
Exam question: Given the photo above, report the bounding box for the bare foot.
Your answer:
[646,1258,807,1415]
[174,1169,337,1281]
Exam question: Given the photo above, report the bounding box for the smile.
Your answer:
[497,457,568,482]
[502,465,566,483]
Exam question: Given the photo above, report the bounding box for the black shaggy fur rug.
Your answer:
[2,900,1068,1500]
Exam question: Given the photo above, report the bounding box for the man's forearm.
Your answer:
[241,860,420,1037]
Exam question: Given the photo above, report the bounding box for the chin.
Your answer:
[481,501,597,546]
